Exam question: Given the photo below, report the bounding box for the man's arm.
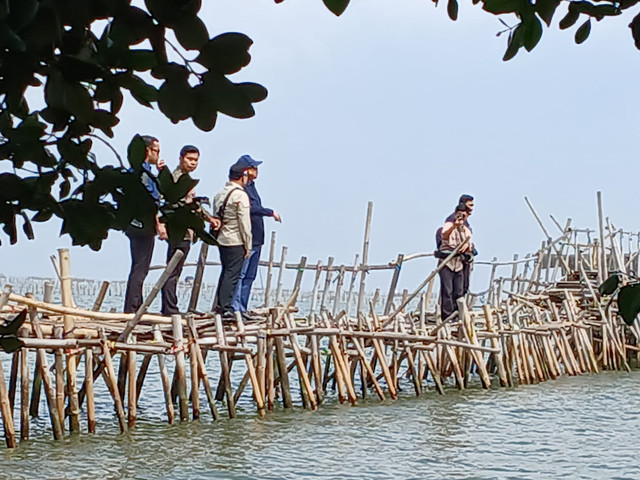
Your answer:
[155,215,167,240]
[441,221,456,241]
[236,192,253,256]
[246,183,280,220]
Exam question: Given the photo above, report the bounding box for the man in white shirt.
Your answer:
[212,159,252,318]
[161,145,201,316]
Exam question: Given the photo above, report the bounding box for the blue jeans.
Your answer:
[232,246,262,312]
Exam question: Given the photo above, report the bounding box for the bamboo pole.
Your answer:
[274,246,288,306]
[332,265,346,317]
[172,314,189,421]
[9,293,170,324]
[98,328,127,433]
[185,318,219,420]
[0,355,16,448]
[284,313,317,409]
[322,313,357,404]
[309,260,323,316]
[135,355,152,404]
[256,336,267,404]
[273,335,293,408]
[58,249,80,433]
[85,348,96,433]
[127,335,137,428]
[384,254,404,315]
[524,198,571,275]
[8,349,18,414]
[92,281,110,312]
[319,257,334,312]
[214,314,237,418]
[188,242,209,313]
[0,284,12,310]
[53,327,66,433]
[28,306,63,440]
[597,191,608,282]
[152,326,175,424]
[482,305,508,387]
[357,201,373,315]
[188,334,200,420]
[365,308,398,399]
[291,257,307,305]
[19,331,29,441]
[266,312,276,411]
[119,249,185,341]
[344,254,360,315]
[264,231,277,307]
[233,313,266,416]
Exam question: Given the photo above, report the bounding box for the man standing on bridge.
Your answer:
[123,135,167,313]
[231,155,281,318]
[213,157,253,319]
[438,206,473,320]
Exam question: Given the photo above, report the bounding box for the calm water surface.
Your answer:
[2,371,639,480]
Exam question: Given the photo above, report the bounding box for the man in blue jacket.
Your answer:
[123,135,167,313]
[232,155,281,315]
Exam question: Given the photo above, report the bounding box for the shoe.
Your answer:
[220,311,236,324]
[241,312,262,323]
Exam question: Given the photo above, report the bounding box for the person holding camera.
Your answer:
[161,145,214,316]
[440,194,476,293]
[437,205,473,321]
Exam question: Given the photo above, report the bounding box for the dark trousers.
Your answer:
[232,245,262,312]
[215,245,245,314]
[439,266,465,320]
[124,233,155,313]
[161,240,191,316]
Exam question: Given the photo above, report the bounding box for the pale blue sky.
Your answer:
[2,0,639,293]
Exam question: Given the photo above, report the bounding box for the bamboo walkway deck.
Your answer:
[1,197,639,448]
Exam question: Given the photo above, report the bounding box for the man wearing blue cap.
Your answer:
[232,155,281,316]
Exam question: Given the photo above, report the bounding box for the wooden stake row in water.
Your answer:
[1,195,640,448]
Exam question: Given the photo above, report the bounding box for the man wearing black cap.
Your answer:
[232,155,281,316]
[213,157,253,318]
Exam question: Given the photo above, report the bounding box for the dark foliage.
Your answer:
[0,0,267,248]
[2,0,637,248]
[0,309,26,353]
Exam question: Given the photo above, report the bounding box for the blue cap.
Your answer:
[229,155,263,179]
[237,154,262,168]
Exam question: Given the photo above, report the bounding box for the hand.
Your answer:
[157,159,165,170]
[273,212,282,223]
[156,223,168,240]
[244,248,251,259]
[209,217,222,230]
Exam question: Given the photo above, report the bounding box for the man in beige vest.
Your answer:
[212,158,252,319]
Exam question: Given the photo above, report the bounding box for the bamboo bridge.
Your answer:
[0,195,639,449]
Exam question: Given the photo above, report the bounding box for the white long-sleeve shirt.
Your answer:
[213,181,252,250]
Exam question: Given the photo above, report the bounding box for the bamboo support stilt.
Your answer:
[172,314,189,421]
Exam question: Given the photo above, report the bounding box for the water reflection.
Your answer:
[2,371,640,479]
